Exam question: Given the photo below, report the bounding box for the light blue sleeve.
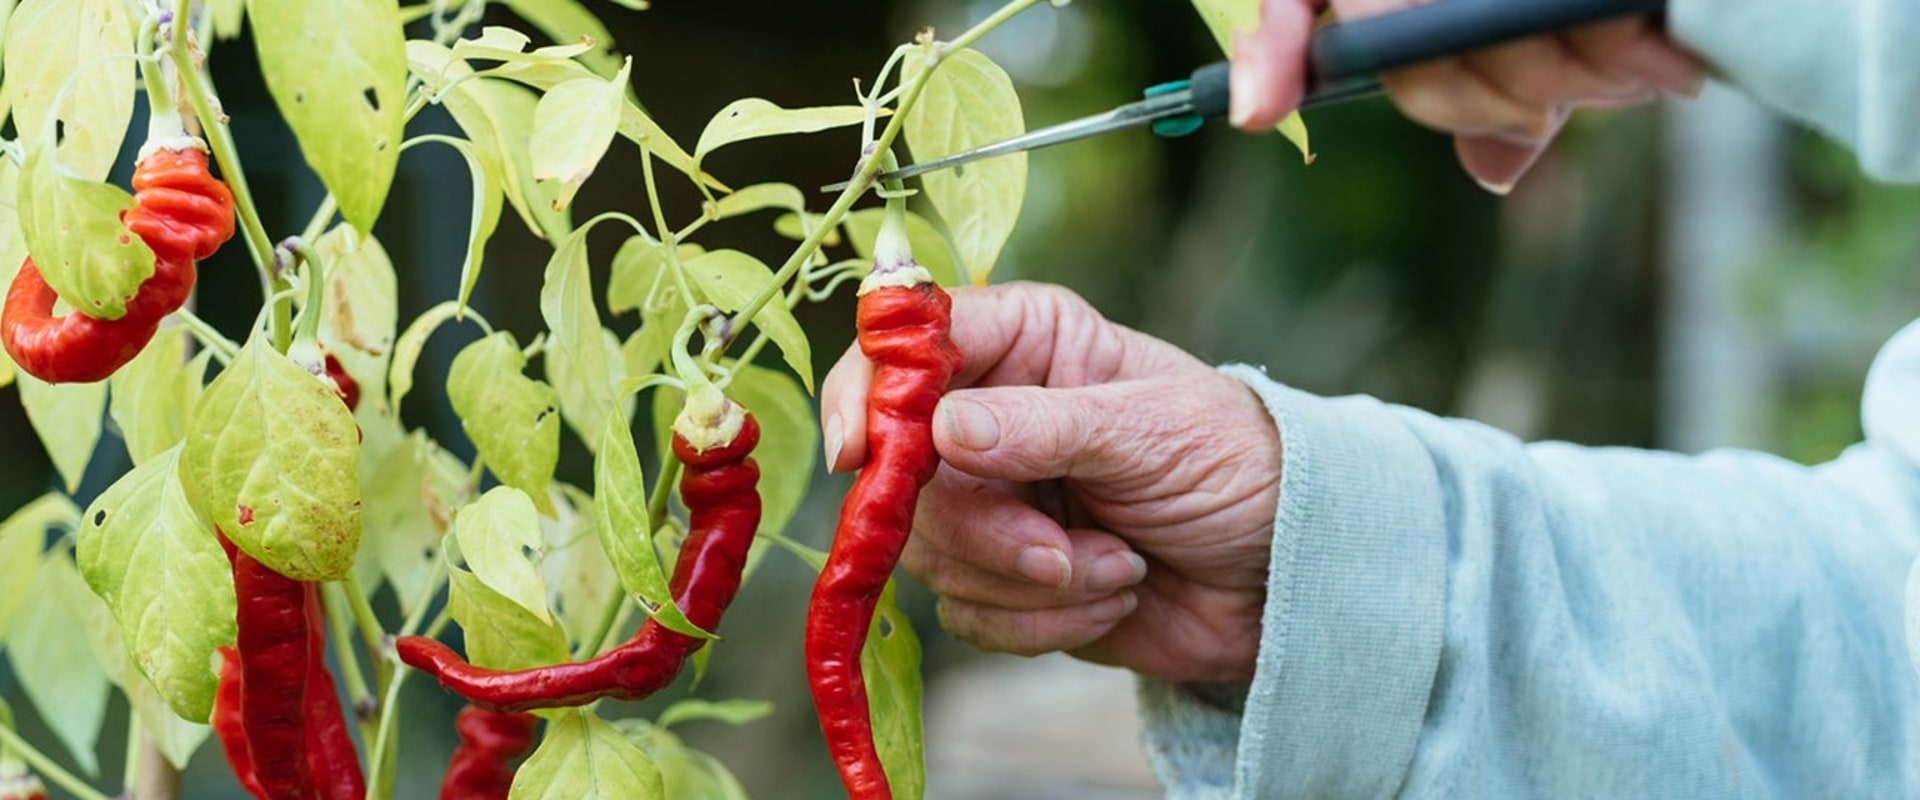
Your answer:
[1669,0,1920,181]
[1137,322,1920,798]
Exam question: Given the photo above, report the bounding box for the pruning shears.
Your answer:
[823,0,1667,193]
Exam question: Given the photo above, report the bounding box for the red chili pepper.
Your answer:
[438,705,538,800]
[0,773,46,800]
[323,353,361,413]
[1,145,234,383]
[220,529,316,799]
[302,585,365,800]
[212,645,269,798]
[395,408,761,713]
[807,213,961,799]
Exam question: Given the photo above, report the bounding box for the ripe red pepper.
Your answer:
[302,585,366,800]
[396,407,762,713]
[807,210,961,800]
[322,353,361,413]
[221,530,316,799]
[1,145,234,383]
[0,773,46,800]
[211,645,269,798]
[438,705,538,799]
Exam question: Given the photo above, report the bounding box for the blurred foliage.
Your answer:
[4,0,1918,798]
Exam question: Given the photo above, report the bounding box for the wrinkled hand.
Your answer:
[820,282,1280,683]
[1230,0,1705,192]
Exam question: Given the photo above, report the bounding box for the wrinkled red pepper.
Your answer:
[438,705,538,799]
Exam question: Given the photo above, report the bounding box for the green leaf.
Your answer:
[842,208,961,289]
[18,372,105,492]
[530,60,629,212]
[247,0,408,233]
[0,494,78,642]
[593,404,703,638]
[447,567,569,670]
[483,58,712,191]
[682,250,812,391]
[616,719,750,800]
[454,486,554,625]
[447,332,561,516]
[722,363,814,579]
[542,484,617,640]
[408,42,568,239]
[771,211,841,246]
[619,288,686,381]
[500,0,624,78]
[1188,0,1311,159]
[17,143,154,319]
[3,0,136,181]
[78,446,235,723]
[399,138,503,315]
[208,0,247,39]
[607,236,703,318]
[181,335,363,581]
[692,99,866,171]
[511,709,664,800]
[864,579,925,800]
[0,158,26,387]
[539,227,622,451]
[655,698,774,730]
[109,327,194,465]
[449,26,594,64]
[313,225,401,418]
[902,47,1027,286]
[709,183,804,221]
[361,429,469,616]
[387,299,467,415]
[9,553,110,775]
[125,670,213,769]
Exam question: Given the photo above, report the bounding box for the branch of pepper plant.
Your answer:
[326,581,380,750]
[131,729,181,800]
[716,0,1051,352]
[0,717,110,800]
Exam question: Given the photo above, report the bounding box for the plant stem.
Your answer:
[343,572,391,687]
[325,581,379,752]
[171,309,238,364]
[0,722,110,800]
[131,729,180,800]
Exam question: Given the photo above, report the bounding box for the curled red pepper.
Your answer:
[438,705,538,799]
[1,146,234,383]
[397,407,762,713]
[807,211,961,799]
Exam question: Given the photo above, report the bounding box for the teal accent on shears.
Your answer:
[1144,80,1206,137]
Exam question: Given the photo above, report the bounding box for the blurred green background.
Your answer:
[4,1,1918,798]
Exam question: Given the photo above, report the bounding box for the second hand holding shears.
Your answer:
[823,0,1667,193]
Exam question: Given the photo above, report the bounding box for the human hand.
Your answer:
[1229,0,1705,192]
[819,282,1281,683]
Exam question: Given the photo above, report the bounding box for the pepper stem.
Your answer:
[860,149,934,294]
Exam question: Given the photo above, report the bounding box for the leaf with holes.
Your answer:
[247,0,407,232]
[455,486,554,625]
[17,143,154,320]
[447,331,562,516]
[181,334,362,582]
[530,60,630,212]
[78,445,236,723]
[3,0,136,181]
[902,47,1025,286]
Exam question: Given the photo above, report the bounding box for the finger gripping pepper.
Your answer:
[439,705,538,799]
[807,208,961,800]
[396,407,762,713]
[0,145,234,383]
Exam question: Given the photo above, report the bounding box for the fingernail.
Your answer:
[1089,590,1138,623]
[1084,552,1147,594]
[823,413,844,473]
[1014,546,1072,589]
[1475,177,1514,196]
[943,397,1001,451]
[1229,32,1258,128]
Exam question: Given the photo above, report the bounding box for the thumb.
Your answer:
[933,383,1153,484]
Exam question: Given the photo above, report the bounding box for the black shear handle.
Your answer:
[1187,0,1669,116]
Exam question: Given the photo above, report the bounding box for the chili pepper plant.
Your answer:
[0,0,1305,798]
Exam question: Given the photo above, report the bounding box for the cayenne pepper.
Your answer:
[397,394,762,713]
[1,144,234,383]
[438,705,538,799]
[302,585,366,800]
[807,193,961,800]
[220,530,316,798]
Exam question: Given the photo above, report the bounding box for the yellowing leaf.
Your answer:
[723,364,814,579]
[1189,0,1312,159]
[18,372,105,492]
[448,567,569,670]
[78,446,235,723]
[182,335,363,581]
[539,226,623,451]
[842,208,960,289]
[682,249,813,391]
[247,0,408,233]
[530,60,629,212]
[617,718,751,800]
[402,138,503,315]
[10,553,110,775]
[3,0,136,181]
[454,486,553,625]
[361,429,469,616]
[902,48,1026,286]
[709,183,804,221]
[542,484,617,640]
[387,299,468,415]
[17,144,154,320]
[449,26,594,64]
[447,332,562,516]
[511,709,665,800]
[484,57,713,192]
[692,99,866,171]
[593,405,704,639]
[865,580,924,799]
[109,327,196,465]
[500,0,624,78]
[408,42,568,240]
[313,226,401,420]
[0,494,78,642]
